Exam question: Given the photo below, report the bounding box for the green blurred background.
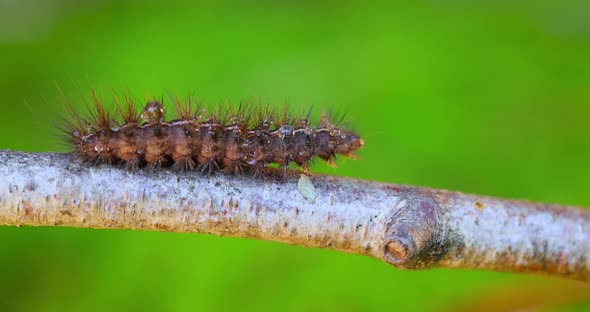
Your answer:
[1,0,590,311]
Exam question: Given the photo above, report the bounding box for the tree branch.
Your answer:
[0,150,588,281]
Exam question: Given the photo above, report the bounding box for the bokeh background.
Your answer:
[1,0,590,311]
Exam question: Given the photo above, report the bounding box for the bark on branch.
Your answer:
[0,151,588,280]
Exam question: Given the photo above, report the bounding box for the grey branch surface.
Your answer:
[0,151,589,281]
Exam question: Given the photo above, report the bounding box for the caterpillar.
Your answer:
[60,90,364,177]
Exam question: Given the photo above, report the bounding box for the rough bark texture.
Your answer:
[0,151,588,280]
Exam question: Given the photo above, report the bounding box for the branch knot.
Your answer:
[383,191,447,269]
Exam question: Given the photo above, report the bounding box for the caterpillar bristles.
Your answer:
[60,90,364,178]
[113,93,141,124]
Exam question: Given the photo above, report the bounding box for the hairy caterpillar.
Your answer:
[60,90,363,177]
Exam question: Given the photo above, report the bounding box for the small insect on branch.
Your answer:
[59,92,364,177]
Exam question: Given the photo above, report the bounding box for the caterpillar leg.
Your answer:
[172,156,196,172]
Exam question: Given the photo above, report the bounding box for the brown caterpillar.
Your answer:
[60,90,363,177]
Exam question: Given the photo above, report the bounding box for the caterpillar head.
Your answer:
[332,128,364,158]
